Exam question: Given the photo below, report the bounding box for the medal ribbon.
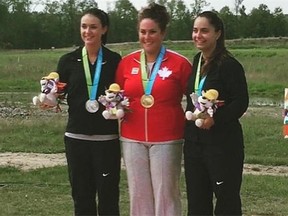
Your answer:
[194,53,206,96]
[140,45,165,95]
[82,46,103,100]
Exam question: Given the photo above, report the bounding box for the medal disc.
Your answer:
[85,100,99,113]
[141,95,154,108]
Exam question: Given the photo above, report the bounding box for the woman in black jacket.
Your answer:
[184,11,249,216]
[56,8,121,216]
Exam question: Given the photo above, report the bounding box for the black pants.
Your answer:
[184,142,244,216]
[65,136,121,216]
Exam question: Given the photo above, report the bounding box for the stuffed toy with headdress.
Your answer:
[185,89,224,127]
[98,83,129,119]
[32,72,66,112]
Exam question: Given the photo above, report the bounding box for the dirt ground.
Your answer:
[0,152,288,177]
[0,104,287,176]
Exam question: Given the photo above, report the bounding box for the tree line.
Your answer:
[0,0,288,49]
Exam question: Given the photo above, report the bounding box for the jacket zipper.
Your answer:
[144,108,148,141]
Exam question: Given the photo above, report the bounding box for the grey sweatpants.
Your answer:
[122,141,183,216]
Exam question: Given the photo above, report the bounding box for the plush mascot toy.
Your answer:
[32,72,66,112]
[98,83,129,120]
[185,89,223,127]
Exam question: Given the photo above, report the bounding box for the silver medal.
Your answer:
[85,100,99,113]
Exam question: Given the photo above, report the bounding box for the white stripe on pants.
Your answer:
[122,141,183,216]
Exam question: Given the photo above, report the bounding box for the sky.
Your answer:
[97,0,288,14]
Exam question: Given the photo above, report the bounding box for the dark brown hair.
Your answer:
[82,8,109,45]
[138,2,170,32]
[194,11,232,74]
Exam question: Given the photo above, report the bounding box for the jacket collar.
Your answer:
[132,49,168,64]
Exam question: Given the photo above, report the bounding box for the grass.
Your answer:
[0,167,288,216]
[0,114,66,153]
[0,166,73,216]
[241,174,288,215]
[0,41,288,100]
[1,98,288,166]
[0,100,287,216]
[241,107,288,166]
[1,40,288,215]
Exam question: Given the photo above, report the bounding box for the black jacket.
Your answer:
[184,52,249,152]
[57,46,121,135]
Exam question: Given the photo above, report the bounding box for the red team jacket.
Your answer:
[115,49,192,143]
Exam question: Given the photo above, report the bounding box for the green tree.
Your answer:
[218,6,239,39]
[77,0,98,12]
[157,0,168,7]
[234,0,244,15]
[271,7,288,37]
[0,2,10,48]
[6,0,35,48]
[60,0,82,46]
[248,4,273,38]
[43,0,62,14]
[1,0,288,49]
[108,0,138,43]
[167,0,191,40]
[147,0,155,5]
[237,5,250,38]
[190,0,210,18]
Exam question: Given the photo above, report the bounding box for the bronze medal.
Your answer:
[141,95,154,108]
[85,100,99,113]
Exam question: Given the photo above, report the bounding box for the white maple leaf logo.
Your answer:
[158,66,172,80]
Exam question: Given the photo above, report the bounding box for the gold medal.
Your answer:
[141,95,154,108]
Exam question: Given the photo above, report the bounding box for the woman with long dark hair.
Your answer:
[56,8,121,215]
[184,11,249,216]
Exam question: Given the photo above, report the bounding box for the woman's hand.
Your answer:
[200,117,215,130]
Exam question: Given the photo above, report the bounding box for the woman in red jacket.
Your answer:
[115,3,192,216]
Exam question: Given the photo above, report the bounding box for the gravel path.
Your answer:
[0,152,288,177]
[0,99,287,176]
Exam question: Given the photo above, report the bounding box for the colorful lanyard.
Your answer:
[194,53,206,96]
[140,46,165,95]
[82,46,103,100]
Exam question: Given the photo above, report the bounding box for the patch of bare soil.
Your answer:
[0,103,287,176]
[0,152,288,177]
[243,163,288,177]
[0,152,66,171]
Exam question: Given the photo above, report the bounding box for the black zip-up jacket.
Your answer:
[57,46,121,135]
[184,52,249,152]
